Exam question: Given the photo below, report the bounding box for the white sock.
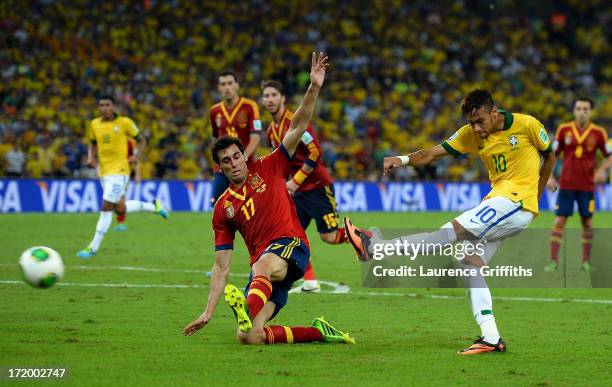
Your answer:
[469,287,500,343]
[387,222,457,255]
[126,200,155,213]
[89,211,112,252]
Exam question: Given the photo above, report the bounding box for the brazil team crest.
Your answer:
[508,135,519,149]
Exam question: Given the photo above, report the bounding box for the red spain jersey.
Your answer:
[210,97,262,166]
[554,121,610,192]
[266,109,333,192]
[212,144,309,265]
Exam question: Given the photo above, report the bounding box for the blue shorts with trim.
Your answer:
[244,237,310,320]
[555,189,595,218]
[293,185,340,233]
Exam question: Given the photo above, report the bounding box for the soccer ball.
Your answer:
[19,246,64,289]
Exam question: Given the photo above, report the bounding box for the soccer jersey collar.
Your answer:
[498,109,513,131]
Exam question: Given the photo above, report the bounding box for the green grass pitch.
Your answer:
[1,211,611,386]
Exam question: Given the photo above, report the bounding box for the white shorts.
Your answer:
[100,175,129,204]
[454,196,533,242]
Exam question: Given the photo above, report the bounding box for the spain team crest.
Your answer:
[249,173,264,189]
[226,205,235,218]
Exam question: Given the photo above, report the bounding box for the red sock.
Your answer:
[117,213,126,223]
[303,262,316,281]
[264,325,323,344]
[246,276,272,320]
[550,226,563,261]
[582,228,593,262]
[333,228,347,244]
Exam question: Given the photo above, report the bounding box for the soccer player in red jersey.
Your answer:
[209,70,262,204]
[261,80,348,293]
[546,97,612,272]
[184,53,355,345]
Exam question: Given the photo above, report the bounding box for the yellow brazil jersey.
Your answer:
[442,110,552,214]
[89,115,139,176]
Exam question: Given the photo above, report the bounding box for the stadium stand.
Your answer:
[1,0,610,179]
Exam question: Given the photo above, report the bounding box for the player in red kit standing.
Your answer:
[209,70,262,204]
[184,53,355,345]
[546,98,612,272]
[261,80,348,293]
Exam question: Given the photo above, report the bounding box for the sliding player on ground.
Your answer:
[184,53,355,345]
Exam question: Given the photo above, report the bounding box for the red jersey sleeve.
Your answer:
[245,100,262,134]
[553,125,566,155]
[210,108,219,138]
[301,125,321,168]
[258,143,293,177]
[597,128,611,157]
[212,203,236,251]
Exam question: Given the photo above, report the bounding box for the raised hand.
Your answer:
[383,156,403,175]
[310,52,328,88]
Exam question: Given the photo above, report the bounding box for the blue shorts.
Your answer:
[211,171,230,204]
[293,185,340,233]
[245,237,310,320]
[555,189,595,218]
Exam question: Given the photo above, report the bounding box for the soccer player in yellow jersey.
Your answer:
[77,96,169,258]
[345,90,556,355]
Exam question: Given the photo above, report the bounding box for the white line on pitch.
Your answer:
[0,263,249,277]
[1,280,611,305]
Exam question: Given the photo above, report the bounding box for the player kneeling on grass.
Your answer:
[183,53,354,345]
[345,89,556,354]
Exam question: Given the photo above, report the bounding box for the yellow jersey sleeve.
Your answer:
[88,119,97,143]
[526,117,552,153]
[441,124,477,158]
[121,117,140,138]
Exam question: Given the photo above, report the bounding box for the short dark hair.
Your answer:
[461,89,495,117]
[261,80,284,95]
[211,136,245,164]
[572,97,594,109]
[217,69,239,84]
[98,95,115,104]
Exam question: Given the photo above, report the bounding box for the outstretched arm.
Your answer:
[183,249,232,336]
[383,144,450,175]
[595,155,612,183]
[282,52,328,156]
[538,151,556,199]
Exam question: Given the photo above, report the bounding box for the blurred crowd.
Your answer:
[1,0,610,180]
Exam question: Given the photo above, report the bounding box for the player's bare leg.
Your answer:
[345,216,505,353]
[580,216,593,271]
[114,196,128,231]
[546,216,567,271]
[77,199,116,258]
[236,301,276,345]
[124,198,169,219]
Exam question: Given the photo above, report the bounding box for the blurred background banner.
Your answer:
[2,179,611,213]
